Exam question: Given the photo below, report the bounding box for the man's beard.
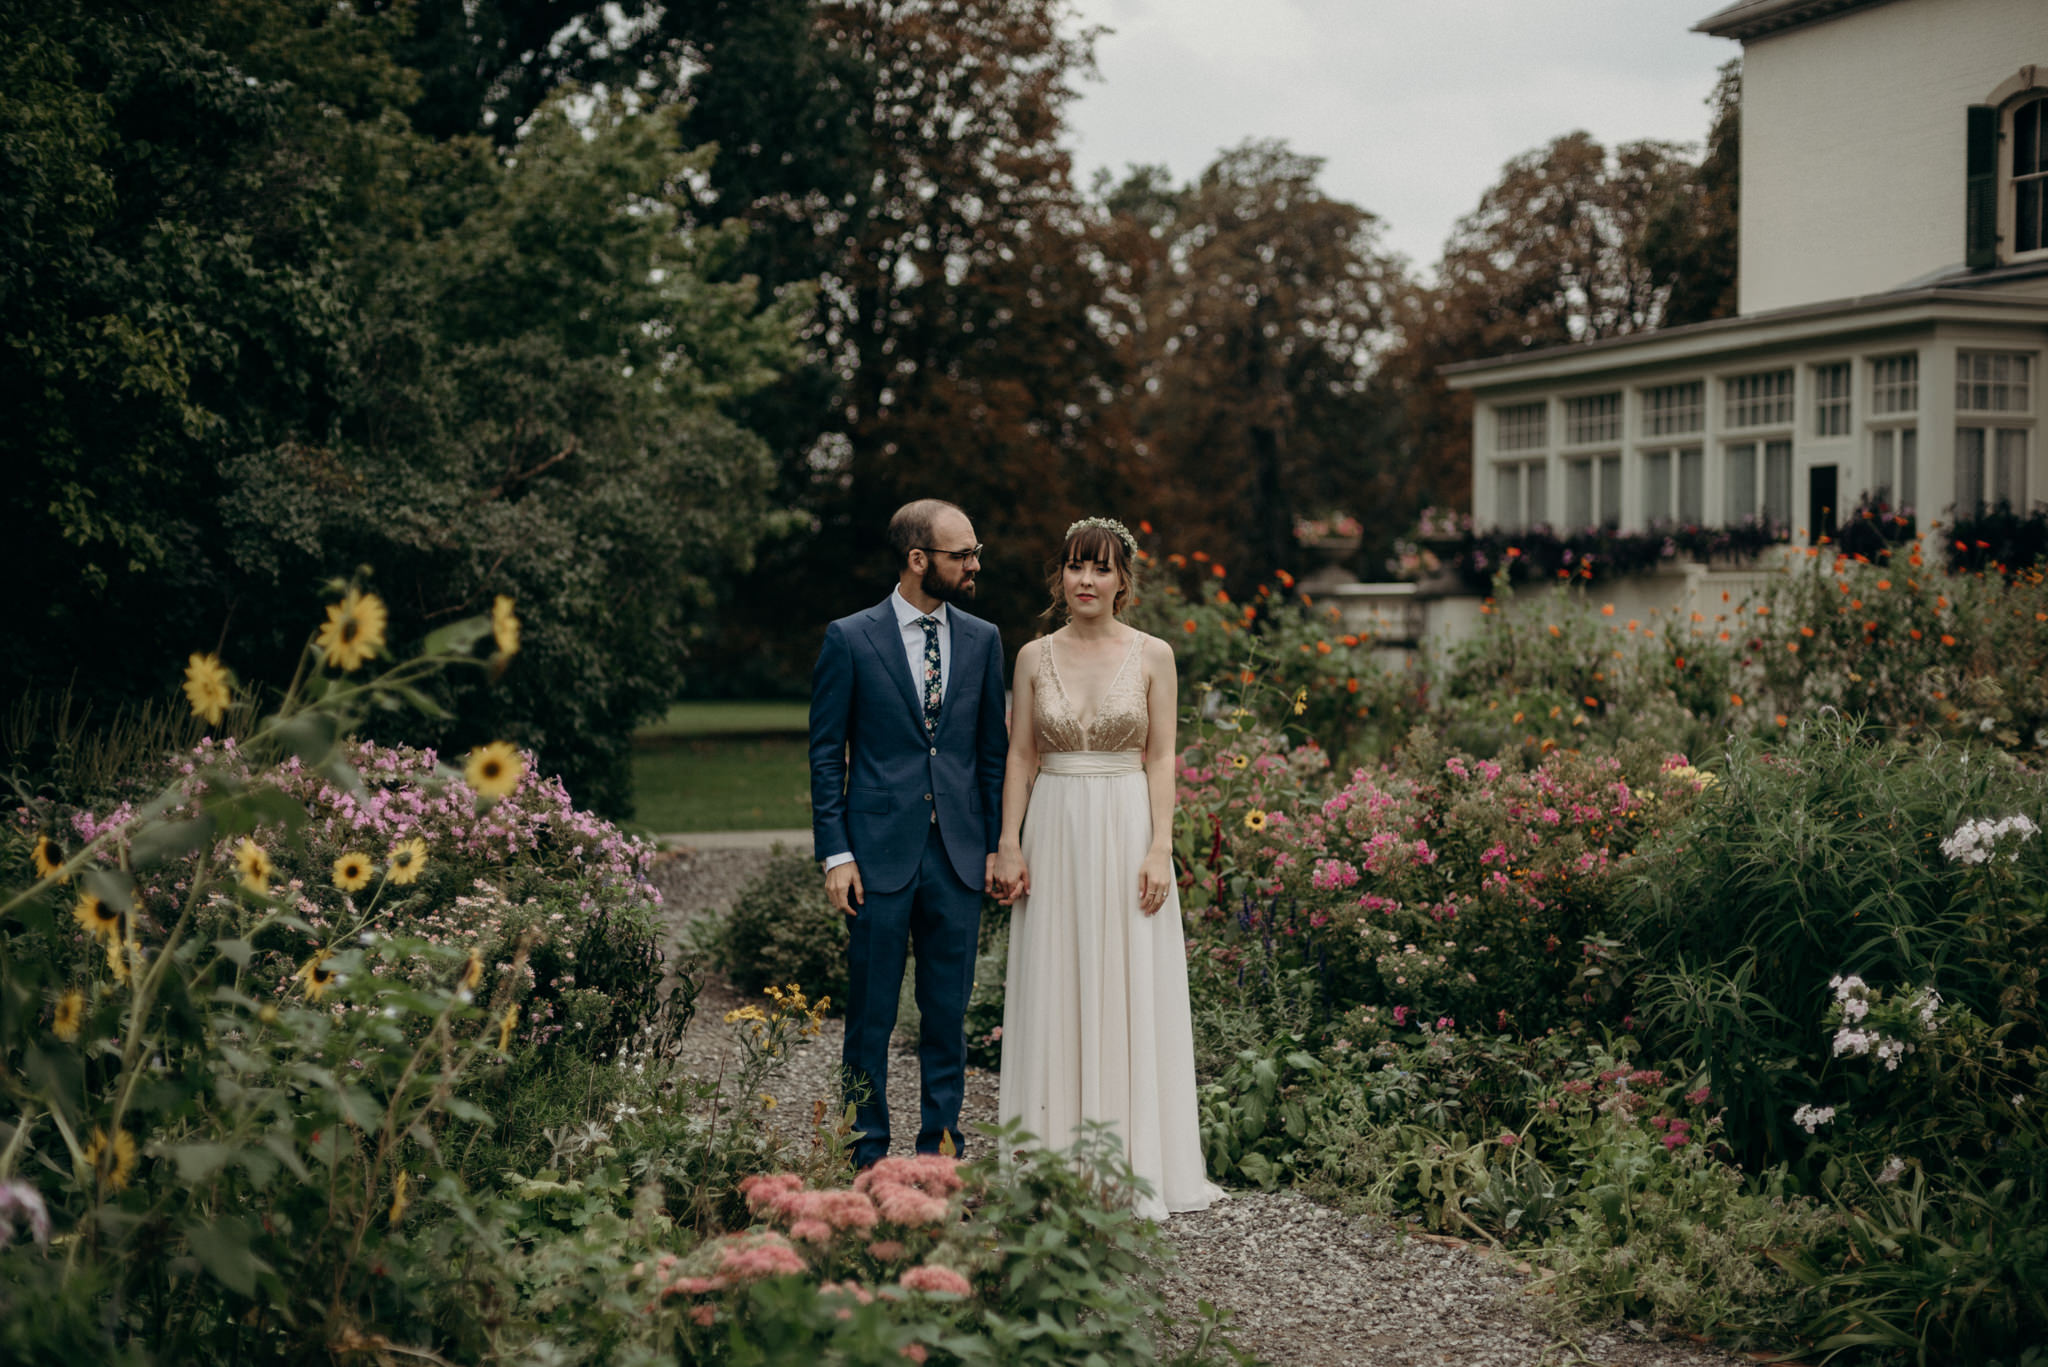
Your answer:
[922,561,976,607]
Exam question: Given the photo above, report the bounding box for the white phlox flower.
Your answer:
[1792,1103,1836,1134]
[1876,1155,1908,1184]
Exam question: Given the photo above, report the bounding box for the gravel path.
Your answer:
[648,845,1752,1367]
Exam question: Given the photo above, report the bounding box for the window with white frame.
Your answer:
[1724,439,1793,527]
[1640,382,1703,437]
[1870,354,1918,415]
[1493,459,1549,532]
[1956,351,2033,413]
[1564,454,1621,530]
[1955,428,2030,513]
[1495,402,1548,452]
[2015,96,2047,257]
[1725,370,1794,428]
[1642,447,1705,525]
[1563,393,1620,445]
[1813,362,1851,437]
[1869,427,1918,511]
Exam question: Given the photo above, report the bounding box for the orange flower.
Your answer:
[1548,624,1562,637]
[1601,604,1615,616]
[1512,711,1524,723]
[1167,553,1186,568]
[1191,551,1208,562]
[1346,677,1360,693]
[1211,563,1226,578]
[1864,621,1878,632]
[1674,656,1687,670]
[1138,520,1153,534]
[1775,714,1789,728]
[1316,641,1332,655]
[1241,669,1256,684]
[1800,626,1815,637]
[1583,696,1599,708]
[1909,628,1922,640]
[1340,634,1358,646]
[1182,619,1197,634]
[1876,579,1891,590]
[1730,693,1744,707]
[1274,569,1295,588]
[1215,590,1231,604]
[1940,634,1956,647]
[1786,642,1800,653]
[1690,612,1704,623]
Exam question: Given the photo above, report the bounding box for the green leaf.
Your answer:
[214,938,253,968]
[273,712,340,767]
[184,1216,268,1297]
[131,816,216,868]
[423,614,492,658]
[170,1142,236,1183]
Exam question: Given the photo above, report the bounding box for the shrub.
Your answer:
[711,850,849,1009]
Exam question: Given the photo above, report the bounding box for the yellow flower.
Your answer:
[31,833,64,881]
[724,1005,767,1025]
[492,595,521,659]
[388,1168,409,1224]
[387,836,428,886]
[464,742,523,800]
[72,891,123,945]
[235,839,272,894]
[460,947,484,992]
[53,989,85,1043]
[296,952,337,1002]
[315,588,388,672]
[83,1126,138,1192]
[1292,688,1308,716]
[106,938,139,987]
[497,1004,518,1051]
[1243,809,1268,832]
[1231,753,1250,770]
[182,652,232,727]
[759,1093,778,1111]
[331,851,372,892]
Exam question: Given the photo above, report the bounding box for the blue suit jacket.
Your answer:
[809,597,1009,896]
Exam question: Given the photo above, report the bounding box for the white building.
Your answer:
[1445,0,2048,546]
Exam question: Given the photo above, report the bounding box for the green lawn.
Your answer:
[631,736,812,832]
[637,699,810,739]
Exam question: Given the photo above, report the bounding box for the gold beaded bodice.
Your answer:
[1033,632,1148,753]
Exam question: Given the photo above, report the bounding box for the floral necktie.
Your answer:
[915,615,942,732]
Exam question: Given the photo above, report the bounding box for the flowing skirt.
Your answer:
[997,750,1223,1220]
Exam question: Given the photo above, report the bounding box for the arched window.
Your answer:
[2016,96,2048,256]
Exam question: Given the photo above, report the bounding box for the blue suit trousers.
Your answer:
[842,823,982,1168]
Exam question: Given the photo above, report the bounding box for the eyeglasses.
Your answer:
[917,544,984,562]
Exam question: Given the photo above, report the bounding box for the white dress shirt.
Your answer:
[824,588,951,871]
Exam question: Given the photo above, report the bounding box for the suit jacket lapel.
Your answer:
[937,617,981,741]
[860,600,925,727]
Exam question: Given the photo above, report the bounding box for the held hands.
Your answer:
[825,860,864,917]
[1138,848,1172,917]
[991,847,1029,905]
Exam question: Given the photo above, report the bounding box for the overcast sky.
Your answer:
[1060,0,1739,275]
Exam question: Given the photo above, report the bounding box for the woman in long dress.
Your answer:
[990,517,1223,1220]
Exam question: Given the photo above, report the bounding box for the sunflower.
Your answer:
[82,1126,138,1192]
[234,839,273,894]
[388,1168,410,1225]
[52,989,85,1043]
[72,891,123,945]
[387,836,428,886]
[464,741,524,800]
[460,947,484,992]
[182,652,232,727]
[496,1004,519,1051]
[31,833,64,881]
[331,851,373,893]
[315,588,389,672]
[491,595,521,659]
[1243,809,1268,832]
[296,952,338,1002]
[106,938,138,987]
[1231,753,1250,771]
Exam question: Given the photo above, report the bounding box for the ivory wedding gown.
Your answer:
[997,632,1223,1220]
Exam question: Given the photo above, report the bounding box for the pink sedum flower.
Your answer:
[899,1264,972,1297]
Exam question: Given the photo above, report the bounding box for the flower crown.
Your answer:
[1064,516,1139,558]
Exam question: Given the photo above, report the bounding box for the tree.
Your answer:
[1645,58,1740,328]
[1119,141,1398,583]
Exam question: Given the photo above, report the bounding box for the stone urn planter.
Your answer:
[1296,534,1363,590]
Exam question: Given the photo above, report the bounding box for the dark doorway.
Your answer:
[1809,465,1838,543]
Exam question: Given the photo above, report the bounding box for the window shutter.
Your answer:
[1967,104,1998,269]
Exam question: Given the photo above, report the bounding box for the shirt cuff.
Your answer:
[823,851,855,872]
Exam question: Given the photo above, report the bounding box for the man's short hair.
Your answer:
[887,498,967,569]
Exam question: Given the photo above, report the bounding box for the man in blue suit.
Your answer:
[810,498,1008,1168]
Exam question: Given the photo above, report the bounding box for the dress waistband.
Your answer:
[1038,750,1143,776]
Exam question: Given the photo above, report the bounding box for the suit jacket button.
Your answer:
[923,793,932,802]
[929,746,937,755]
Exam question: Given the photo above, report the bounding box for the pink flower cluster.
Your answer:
[739,1172,886,1243]
[855,1155,964,1229]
